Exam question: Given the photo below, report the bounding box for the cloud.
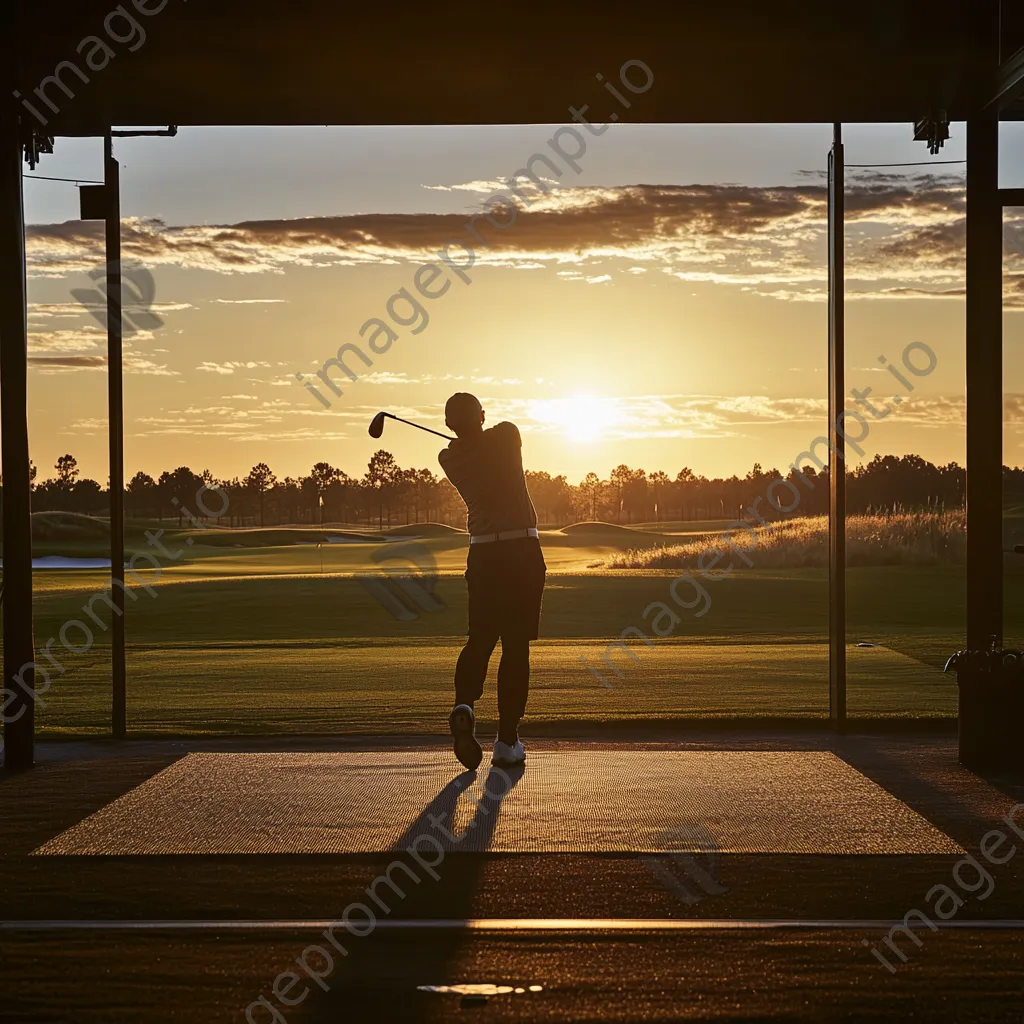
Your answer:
[7,182,911,269]
[848,285,966,301]
[29,355,107,370]
[22,174,1000,303]
[29,328,105,353]
[67,417,109,433]
[360,371,423,385]
[29,302,100,319]
[212,298,288,304]
[422,179,510,193]
[28,300,193,317]
[124,356,178,376]
[27,325,176,375]
[122,387,989,448]
[196,360,273,374]
[30,352,179,379]
[476,394,834,442]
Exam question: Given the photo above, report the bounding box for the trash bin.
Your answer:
[944,643,1024,771]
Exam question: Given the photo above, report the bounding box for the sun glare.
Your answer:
[528,395,620,443]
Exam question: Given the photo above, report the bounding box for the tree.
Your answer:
[364,450,401,529]
[22,449,988,534]
[246,462,277,526]
[55,454,79,489]
[127,471,156,518]
[674,468,696,520]
[274,476,302,525]
[649,471,671,522]
[580,472,603,522]
[621,468,649,524]
[549,474,575,526]
[157,466,206,525]
[73,478,103,513]
[609,465,633,523]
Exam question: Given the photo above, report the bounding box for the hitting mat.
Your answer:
[35,750,962,856]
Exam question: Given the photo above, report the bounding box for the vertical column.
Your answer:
[105,135,127,738]
[965,115,1002,650]
[828,123,847,726]
[0,114,35,770]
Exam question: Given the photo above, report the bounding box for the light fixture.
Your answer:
[913,111,951,155]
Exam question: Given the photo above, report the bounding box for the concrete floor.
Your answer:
[3,730,1024,1021]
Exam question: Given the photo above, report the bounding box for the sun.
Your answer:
[528,395,620,443]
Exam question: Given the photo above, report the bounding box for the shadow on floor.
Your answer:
[307,764,525,1020]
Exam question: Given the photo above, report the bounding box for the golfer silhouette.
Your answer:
[439,393,546,769]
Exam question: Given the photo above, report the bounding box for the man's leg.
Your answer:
[454,631,499,709]
[450,631,498,770]
[496,635,530,746]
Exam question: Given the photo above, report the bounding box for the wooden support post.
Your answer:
[0,115,35,770]
[828,122,846,727]
[105,135,127,738]
[965,115,1003,650]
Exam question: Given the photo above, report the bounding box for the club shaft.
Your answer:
[385,413,453,441]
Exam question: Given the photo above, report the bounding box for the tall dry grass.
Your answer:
[603,510,966,570]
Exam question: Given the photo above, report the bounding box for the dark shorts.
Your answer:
[465,536,547,640]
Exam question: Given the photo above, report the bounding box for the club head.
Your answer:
[368,412,387,439]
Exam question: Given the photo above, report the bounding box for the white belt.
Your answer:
[469,527,539,545]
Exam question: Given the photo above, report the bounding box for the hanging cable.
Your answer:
[23,174,103,184]
[846,160,966,168]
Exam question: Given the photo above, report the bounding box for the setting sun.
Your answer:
[527,395,623,443]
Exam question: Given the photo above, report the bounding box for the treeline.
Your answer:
[17,451,1004,529]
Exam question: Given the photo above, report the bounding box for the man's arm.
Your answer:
[438,441,461,482]
[493,421,522,446]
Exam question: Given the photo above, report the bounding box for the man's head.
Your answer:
[445,392,485,437]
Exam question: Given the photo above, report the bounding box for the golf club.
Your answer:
[368,411,454,441]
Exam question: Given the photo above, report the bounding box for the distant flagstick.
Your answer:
[318,496,325,573]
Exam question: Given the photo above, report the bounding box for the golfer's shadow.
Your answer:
[392,762,525,854]
[314,765,524,1020]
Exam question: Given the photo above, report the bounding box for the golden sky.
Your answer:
[20,123,1024,484]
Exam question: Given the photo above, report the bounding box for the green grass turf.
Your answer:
[10,550,971,734]
[27,639,955,736]
[1,520,988,733]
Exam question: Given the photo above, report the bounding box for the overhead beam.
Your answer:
[988,45,1024,110]
[9,1,984,128]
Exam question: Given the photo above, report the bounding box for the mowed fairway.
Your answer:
[24,639,955,735]
[13,523,966,736]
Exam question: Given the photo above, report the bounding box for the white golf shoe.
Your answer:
[492,738,526,766]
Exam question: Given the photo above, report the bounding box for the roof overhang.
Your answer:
[6,0,1007,130]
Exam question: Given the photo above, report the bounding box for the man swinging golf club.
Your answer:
[438,393,546,769]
